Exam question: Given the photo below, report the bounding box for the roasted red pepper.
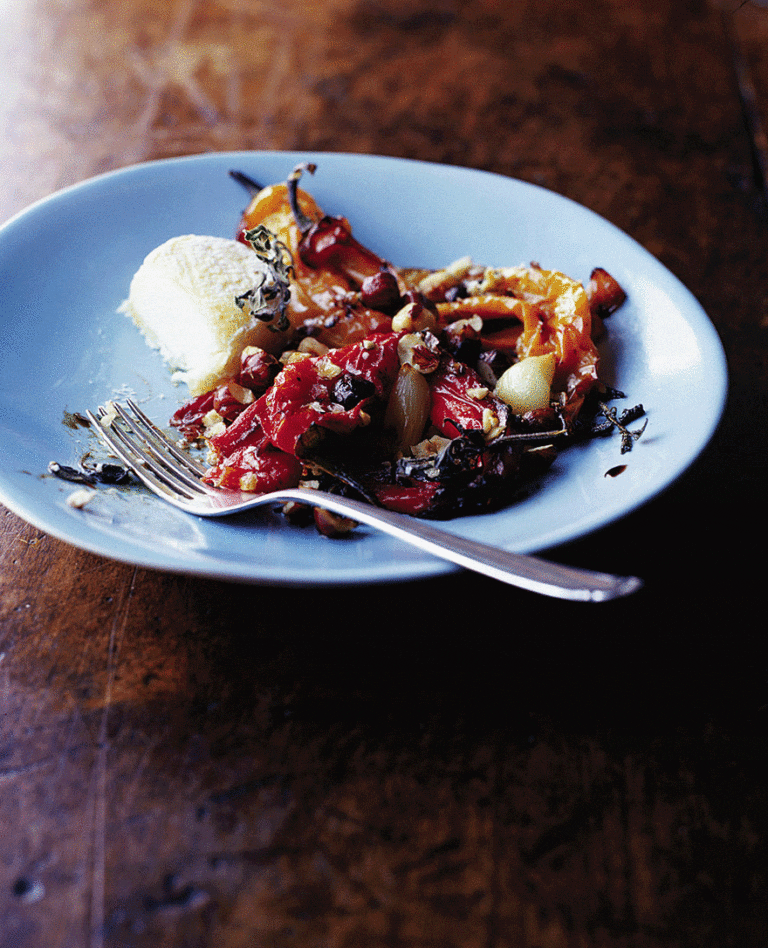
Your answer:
[371,481,442,516]
[206,400,264,459]
[258,334,400,455]
[205,429,302,492]
[259,357,363,456]
[587,267,627,318]
[428,355,509,439]
[326,332,401,398]
[170,390,216,438]
[298,217,390,287]
[205,333,402,491]
[286,162,392,288]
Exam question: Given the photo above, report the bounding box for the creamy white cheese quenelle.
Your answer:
[121,234,288,395]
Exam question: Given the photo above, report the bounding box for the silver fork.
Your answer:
[87,399,642,601]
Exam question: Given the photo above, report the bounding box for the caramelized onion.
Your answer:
[384,364,431,452]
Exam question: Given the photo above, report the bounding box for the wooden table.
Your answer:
[2,1,767,945]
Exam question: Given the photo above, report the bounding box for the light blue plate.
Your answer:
[0,152,727,585]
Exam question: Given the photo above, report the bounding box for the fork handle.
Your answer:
[290,490,642,602]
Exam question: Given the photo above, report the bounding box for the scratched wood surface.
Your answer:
[1,0,767,946]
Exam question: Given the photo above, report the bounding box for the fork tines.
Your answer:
[87,399,209,501]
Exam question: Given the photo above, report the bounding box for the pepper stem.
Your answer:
[287,162,317,234]
[228,169,263,196]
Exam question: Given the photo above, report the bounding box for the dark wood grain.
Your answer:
[1,1,767,946]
